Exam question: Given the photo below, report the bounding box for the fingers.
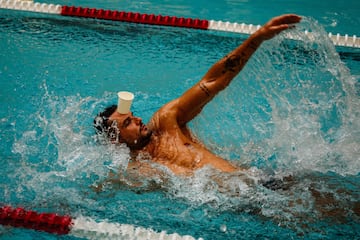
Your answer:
[269,24,291,35]
[255,14,301,41]
[269,14,302,26]
[262,24,289,39]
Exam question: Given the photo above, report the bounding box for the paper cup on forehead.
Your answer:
[117,91,134,114]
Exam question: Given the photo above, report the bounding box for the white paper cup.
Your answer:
[117,91,134,114]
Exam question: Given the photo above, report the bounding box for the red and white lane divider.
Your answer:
[0,0,359,48]
[0,205,196,239]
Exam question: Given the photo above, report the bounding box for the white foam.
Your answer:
[193,17,360,176]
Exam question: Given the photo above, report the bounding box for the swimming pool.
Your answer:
[1,0,359,239]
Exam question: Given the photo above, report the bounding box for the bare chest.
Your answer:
[150,132,207,171]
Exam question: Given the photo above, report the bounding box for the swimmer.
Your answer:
[94,14,302,176]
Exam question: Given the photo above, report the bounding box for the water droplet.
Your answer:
[220,224,227,232]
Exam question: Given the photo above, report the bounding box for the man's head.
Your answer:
[94,105,152,150]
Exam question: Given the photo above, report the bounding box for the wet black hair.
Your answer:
[93,105,117,135]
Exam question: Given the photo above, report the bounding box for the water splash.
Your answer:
[175,18,360,231]
[8,83,131,210]
[192,17,360,176]
[3,16,359,237]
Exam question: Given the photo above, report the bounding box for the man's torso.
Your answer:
[144,101,237,174]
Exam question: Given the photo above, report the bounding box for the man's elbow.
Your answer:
[201,77,231,94]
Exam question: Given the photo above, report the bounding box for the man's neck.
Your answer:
[130,135,157,158]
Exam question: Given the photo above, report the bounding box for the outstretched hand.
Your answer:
[257,14,302,41]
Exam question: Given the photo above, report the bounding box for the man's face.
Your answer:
[108,111,152,149]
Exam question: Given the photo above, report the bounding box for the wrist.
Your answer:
[247,34,263,50]
[251,29,266,44]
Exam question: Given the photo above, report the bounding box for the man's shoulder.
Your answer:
[149,99,179,130]
[153,99,179,119]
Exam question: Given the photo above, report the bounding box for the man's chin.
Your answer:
[130,131,152,150]
[142,128,152,138]
[143,130,153,142]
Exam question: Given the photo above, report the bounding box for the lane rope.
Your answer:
[0,0,359,48]
[0,205,197,239]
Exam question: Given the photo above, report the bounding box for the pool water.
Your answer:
[1,0,359,239]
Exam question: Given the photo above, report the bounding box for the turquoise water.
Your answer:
[1,0,359,239]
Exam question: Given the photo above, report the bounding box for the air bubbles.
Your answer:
[220,224,227,233]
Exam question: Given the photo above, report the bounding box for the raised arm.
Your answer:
[175,14,301,126]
